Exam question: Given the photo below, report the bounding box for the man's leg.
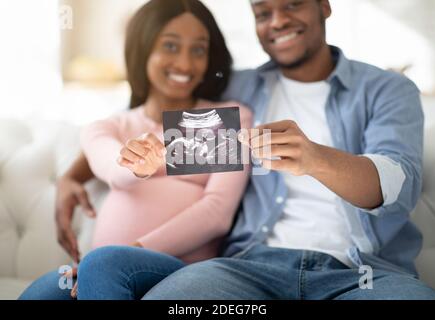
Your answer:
[143,244,303,300]
[333,271,435,300]
[289,251,435,300]
[77,246,185,300]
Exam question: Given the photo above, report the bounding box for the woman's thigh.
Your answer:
[18,270,74,300]
[77,246,186,300]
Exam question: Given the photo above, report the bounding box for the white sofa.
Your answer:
[0,97,434,299]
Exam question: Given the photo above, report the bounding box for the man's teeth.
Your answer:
[274,32,298,44]
[168,74,191,83]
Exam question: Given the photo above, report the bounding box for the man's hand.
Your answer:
[55,177,96,263]
[65,266,78,299]
[240,120,322,176]
[131,241,143,248]
[118,133,167,178]
[240,120,383,210]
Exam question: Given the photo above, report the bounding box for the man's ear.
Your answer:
[320,0,332,19]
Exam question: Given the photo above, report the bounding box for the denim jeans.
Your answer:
[18,246,185,300]
[143,244,435,300]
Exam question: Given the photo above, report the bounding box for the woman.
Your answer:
[19,0,251,300]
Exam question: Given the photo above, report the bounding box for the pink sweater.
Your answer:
[80,100,252,264]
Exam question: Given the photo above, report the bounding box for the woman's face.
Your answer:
[147,12,210,103]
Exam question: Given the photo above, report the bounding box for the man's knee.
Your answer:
[143,260,224,300]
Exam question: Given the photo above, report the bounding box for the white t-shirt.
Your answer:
[265,74,354,267]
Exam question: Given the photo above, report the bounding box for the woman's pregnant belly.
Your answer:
[92,177,204,248]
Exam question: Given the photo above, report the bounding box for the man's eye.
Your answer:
[255,11,271,21]
[285,0,303,10]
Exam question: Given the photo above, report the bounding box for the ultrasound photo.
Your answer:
[162,106,243,176]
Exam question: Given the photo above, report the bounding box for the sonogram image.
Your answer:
[162,107,243,175]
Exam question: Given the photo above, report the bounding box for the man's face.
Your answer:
[252,0,331,68]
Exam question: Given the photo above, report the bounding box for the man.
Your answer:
[140,0,435,299]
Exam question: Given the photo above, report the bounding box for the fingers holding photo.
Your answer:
[137,133,167,157]
[238,120,319,176]
[118,133,167,178]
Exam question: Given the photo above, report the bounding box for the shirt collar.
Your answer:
[327,46,352,90]
[257,46,352,90]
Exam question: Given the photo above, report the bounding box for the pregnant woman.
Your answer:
[19,0,251,300]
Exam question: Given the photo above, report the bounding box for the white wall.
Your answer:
[0,0,434,121]
[60,0,146,78]
[0,0,62,119]
[327,0,435,94]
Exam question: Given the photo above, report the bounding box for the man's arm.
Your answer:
[55,151,96,262]
[307,143,383,210]
[243,120,383,210]
[62,151,95,183]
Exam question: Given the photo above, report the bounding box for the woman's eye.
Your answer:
[162,42,178,53]
[192,46,207,57]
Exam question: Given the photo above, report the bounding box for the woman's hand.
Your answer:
[118,133,167,178]
[55,176,96,263]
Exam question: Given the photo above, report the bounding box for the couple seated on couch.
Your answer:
[20,0,435,300]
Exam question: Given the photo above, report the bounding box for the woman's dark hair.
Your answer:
[125,0,233,109]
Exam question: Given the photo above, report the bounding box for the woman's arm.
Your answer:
[80,117,155,190]
[136,106,253,257]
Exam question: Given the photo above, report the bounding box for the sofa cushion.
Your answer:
[0,119,107,282]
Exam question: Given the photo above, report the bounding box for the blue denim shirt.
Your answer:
[220,46,424,276]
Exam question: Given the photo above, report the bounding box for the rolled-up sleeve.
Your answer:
[361,75,424,217]
[360,154,406,215]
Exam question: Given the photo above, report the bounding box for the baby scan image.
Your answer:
[162,107,244,175]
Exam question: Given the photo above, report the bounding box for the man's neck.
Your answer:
[280,44,335,83]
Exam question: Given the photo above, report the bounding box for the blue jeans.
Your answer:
[18,246,185,300]
[143,244,435,300]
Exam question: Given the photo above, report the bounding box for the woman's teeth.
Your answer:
[274,32,298,44]
[168,73,191,84]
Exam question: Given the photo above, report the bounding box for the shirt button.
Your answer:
[276,196,284,204]
[261,226,269,233]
